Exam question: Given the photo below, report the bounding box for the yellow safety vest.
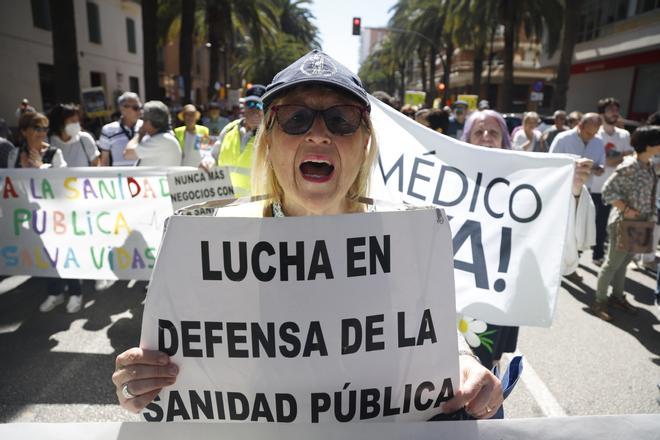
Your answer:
[217,120,254,196]
[174,125,209,152]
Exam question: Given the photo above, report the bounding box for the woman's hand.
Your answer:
[623,207,640,219]
[112,347,178,413]
[573,158,593,196]
[442,354,504,419]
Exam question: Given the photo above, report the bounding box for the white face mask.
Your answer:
[64,122,81,138]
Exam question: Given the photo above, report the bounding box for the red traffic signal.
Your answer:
[352,17,361,35]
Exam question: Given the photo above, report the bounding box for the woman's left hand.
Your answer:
[573,158,593,196]
[441,354,503,419]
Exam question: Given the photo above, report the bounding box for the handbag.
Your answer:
[616,168,657,253]
[616,219,655,253]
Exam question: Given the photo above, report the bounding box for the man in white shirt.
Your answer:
[124,101,181,166]
[591,98,634,265]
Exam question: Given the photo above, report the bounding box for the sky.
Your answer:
[309,0,398,73]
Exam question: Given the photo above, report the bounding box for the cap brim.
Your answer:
[240,96,263,103]
[262,78,370,111]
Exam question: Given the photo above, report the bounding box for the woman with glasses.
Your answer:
[7,112,76,313]
[114,51,504,420]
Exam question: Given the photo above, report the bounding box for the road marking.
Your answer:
[503,352,566,417]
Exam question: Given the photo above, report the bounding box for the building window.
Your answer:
[577,0,632,43]
[90,71,106,89]
[637,0,660,13]
[87,1,102,44]
[38,63,55,113]
[31,0,51,30]
[126,18,136,54]
[129,76,140,95]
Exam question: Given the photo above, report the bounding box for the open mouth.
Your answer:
[299,160,335,183]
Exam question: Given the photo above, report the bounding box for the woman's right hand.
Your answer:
[112,347,179,413]
[623,207,640,219]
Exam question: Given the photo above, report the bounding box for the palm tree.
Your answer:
[272,0,320,48]
[498,0,563,112]
[179,0,196,104]
[389,0,455,106]
[445,0,499,96]
[143,0,160,100]
[50,0,80,104]
[235,0,319,84]
[552,0,583,110]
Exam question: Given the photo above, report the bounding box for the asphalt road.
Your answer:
[0,253,658,422]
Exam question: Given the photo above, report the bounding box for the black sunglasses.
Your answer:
[31,125,49,133]
[122,104,141,111]
[270,104,367,135]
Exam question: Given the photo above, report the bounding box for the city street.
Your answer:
[0,253,657,422]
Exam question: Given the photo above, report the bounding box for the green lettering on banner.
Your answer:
[13,209,31,236]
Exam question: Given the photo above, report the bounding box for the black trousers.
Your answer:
[590,192,611,261]
[46,278,82,296]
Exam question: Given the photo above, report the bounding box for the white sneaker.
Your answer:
[40,294,65,312]
[66,295,83,313]
[95,279,116,291]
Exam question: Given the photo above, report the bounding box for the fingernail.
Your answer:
[168,365,178,375]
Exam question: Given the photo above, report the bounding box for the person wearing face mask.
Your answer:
[200,84,266,196]
[47,103,100,167]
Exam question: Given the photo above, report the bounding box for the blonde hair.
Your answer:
[251,86,378,215]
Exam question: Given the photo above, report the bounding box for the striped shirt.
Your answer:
[99,119,143,166]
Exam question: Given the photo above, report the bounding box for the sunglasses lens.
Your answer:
[277,106,315,135]
[323,106,362,135]
[246,101,263,110]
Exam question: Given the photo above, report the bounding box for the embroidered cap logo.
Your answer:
[300,53,337,77]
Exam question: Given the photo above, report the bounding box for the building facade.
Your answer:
[0,0,143,123]
[543,0,660,119]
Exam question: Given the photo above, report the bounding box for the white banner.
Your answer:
[0,167,184,280]
[167,167,234,214]
[369,98,575,327]
[140,207,459,423]
[2,415,659,439]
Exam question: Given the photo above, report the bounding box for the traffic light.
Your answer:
[437,82,446,91]
[352,17,361,35]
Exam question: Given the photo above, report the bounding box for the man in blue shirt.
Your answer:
[549,112,605,188]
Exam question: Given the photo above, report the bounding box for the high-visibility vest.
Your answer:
[217,120,254,196]
[173,125,209,151]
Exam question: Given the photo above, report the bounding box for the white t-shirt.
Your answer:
[591,126,633,193]
[512,129,542,152]
[181,131,203,167]
[135,132,182,166]
[49,132,100,167]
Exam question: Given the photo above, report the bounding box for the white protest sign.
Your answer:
[3,415,660,439]
[369,98,575,327]
[167,167,235,214]
[140,207,459,423]
[0,167,183,280]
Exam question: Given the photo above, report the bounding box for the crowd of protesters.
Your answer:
[1,88,658,369]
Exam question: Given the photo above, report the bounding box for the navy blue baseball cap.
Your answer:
[240,84,266,103]
[262,50,370,111]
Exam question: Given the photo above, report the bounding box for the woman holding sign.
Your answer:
[461,111,592,368]
[113,50,503,420]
